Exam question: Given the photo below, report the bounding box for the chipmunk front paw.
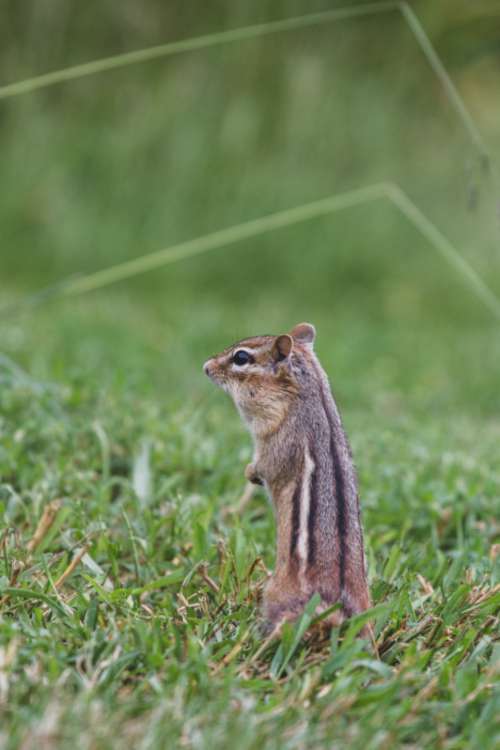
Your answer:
[245,463,264,485]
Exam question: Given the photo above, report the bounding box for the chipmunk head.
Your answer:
[203,323,316,434]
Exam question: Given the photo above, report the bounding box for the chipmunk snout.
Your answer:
[203,359,215,377]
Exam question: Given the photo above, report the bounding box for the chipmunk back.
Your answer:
[204,322,370,631]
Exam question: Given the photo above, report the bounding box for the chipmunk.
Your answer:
[203,323,371,632]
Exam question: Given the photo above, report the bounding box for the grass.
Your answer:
[1,1,500,747]
[0,329,499,749]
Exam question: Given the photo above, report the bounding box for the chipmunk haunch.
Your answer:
[204,322,371,632]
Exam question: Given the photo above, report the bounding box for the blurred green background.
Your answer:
[1,4,500,746]
[1,0,499,416]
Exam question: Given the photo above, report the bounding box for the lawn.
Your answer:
[0,321,499,749]
[1,2,500,748]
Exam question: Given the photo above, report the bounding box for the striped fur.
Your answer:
[204,322,371,632]
[307,446,319,566]
[295,447,315,588]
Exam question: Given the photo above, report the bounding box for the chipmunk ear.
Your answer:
[290,322,316,347]
[271,334,293,362]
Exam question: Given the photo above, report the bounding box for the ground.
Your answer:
[0,299,498,748]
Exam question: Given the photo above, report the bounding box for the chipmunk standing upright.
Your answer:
[204,323,370,630]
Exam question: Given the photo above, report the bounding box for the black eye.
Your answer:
[232,350,253,366]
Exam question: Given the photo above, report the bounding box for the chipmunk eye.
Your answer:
[232,350,253,366]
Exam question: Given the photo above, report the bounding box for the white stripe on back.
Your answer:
[297,447,315,568]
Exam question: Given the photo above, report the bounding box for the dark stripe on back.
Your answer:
[309,360,348,589]
[289,481,301,559]
[307,443,319,566]
[331,438,347,588]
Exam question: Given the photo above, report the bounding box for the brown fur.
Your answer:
[204,322,371,633]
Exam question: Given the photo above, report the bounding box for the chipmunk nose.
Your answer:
[203,360,212,376]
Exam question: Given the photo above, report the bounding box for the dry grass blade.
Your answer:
[3,182,500,324]
[54,547,89,590]
[211,628,252,674]
[198,563,220,594]
[26,500,62,555]
[0,4,398,100]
